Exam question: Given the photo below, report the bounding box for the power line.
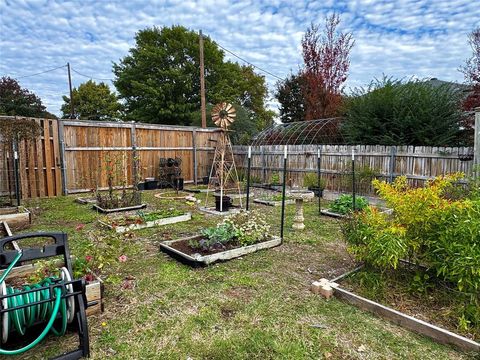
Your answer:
[215,42,283,81]
[11,64,68,79]
[71,67,113,82]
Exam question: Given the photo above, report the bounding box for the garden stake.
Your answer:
[317,146,322,215]
[12,139,20,207]
[246,146,252,211]
[280,146,288,241]
[352,148,356,212]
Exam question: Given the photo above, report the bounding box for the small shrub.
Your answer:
[303,173,326,189]
[342,174,480,330]
[270,172,280,185]
[223,210,271,246]
[329,194,369,215]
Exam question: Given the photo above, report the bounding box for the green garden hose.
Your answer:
[0,251,68,356]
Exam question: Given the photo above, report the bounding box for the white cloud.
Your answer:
[0,0,479,116]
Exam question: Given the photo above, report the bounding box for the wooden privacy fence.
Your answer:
[233,145,476,195]
[0,116,221,199]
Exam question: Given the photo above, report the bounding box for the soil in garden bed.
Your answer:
[169,238,255,256]
[340,267,480,341]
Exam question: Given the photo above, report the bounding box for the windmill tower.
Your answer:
[205,103,242,211]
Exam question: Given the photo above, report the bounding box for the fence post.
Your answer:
[192,129,197,184]
[130,121,138,186]
[261,147,266,184]
[58,119,68,195]
[474,108,480,176]
[389,146,397,183]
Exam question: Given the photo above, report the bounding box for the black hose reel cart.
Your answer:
[0,232,90,359]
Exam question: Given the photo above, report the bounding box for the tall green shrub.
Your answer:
[342,77,464,146]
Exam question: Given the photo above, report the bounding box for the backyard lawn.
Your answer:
[11,191,476,359]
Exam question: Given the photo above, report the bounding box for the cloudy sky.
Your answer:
[1,0,479,116]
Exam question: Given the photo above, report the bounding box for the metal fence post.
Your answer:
[131,122,138,187]
[389,146,397,183]
[474,108,480,176]
[58,119,68,195]
[12,139,21,206]
[261,146,266,184]
[192,129,197,184]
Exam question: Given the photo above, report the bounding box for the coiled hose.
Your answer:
[0,251,68,356]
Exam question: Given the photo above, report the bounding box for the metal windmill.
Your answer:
[205,103,243,211]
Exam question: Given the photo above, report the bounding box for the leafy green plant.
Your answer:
[303,173,326,189]
[342,174,480,331]
[223,210,271,246]
[192,222,240,250]
[260,194,290,202]
[270,172,280,185]
[329,194,369,215]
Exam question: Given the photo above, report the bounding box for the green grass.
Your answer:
[8,191,476,359]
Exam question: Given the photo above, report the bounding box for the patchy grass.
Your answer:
[9,190,476,359]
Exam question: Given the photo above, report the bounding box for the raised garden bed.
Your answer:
[0,206,31,229]
[154,191,191,200]
[254,195,294,207]
[93,203,147,213]
[184,185,209,193]
[100,210,192,233]
[160,234,281,266]
[327,266,480,352]
[75,197,97,205]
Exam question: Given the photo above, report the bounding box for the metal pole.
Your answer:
[317,146,321,215]
[246,146,251,210]
[58,120,68,195]
[280,146,288,242]
[130,122,138,188]
[67,63,75,119]
[389,146,396,183]
[12,139,20,206]
[474,108,480,176]
[199,30,207,129]
[192,129,197,184]
[352,148,356,212]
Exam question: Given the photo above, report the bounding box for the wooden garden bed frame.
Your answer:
[100,212,192,233]
[0,206,31,229]
[160,234,282,266]
[327,268,480,353]
[93,203,147,213]
[253,198,295,207]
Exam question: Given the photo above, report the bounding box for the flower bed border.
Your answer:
[92,203,147,213]
[75,197,97,205]
[0,206,31,229]
[100,212,192,233]
[253,198,295,207]
[326,268,480,353]
[160,234,282,266]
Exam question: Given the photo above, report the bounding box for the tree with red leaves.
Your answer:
[301,14,354,120]
[460,27,480,138]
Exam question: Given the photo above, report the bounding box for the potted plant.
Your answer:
[303,173,326,197]
[160,210,281,266]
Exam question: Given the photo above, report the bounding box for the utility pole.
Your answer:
[199,30,206,128]
[67,62,75,119]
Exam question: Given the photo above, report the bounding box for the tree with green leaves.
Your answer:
[275,72,306,123]
[113,25,272,128]
[61,80,122,120]
[342,77,464,146]
[0,77,56,118]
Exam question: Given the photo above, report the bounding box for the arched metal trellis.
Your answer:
[251,118,346,146]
